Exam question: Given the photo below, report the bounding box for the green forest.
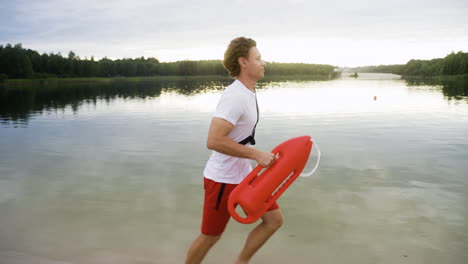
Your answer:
[351,51,468,76]
[0,43,338,80]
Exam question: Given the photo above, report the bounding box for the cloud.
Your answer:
[1,0,467,66]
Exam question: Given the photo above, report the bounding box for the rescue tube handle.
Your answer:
[228,202,258,224]
[300,141,321,177]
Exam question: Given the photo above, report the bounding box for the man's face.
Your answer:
[244,47,266,80]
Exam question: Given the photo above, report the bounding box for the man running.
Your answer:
[185,37,282,264]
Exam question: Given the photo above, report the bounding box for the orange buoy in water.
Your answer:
[228,136,313,224]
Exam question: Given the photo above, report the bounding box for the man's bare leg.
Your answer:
[185,233,221,264]
[235,209,283,264]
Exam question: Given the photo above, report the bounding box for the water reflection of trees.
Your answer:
[0,77,233,124]
[1,79,158,124]
[159,77,231,95]
[404,75,468,102]
[0,76,335,125]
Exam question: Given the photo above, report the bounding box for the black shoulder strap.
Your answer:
[239,95,259,145]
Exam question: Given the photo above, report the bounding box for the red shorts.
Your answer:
[201,177,279,236]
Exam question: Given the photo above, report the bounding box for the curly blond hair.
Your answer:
[223,37,256,78]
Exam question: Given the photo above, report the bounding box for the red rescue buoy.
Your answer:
[228,136,313,224]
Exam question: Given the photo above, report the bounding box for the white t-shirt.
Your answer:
[203,79,258,184]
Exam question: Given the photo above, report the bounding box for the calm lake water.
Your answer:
[0,73,467,264]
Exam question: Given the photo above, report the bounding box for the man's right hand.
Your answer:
[255,150,277,167]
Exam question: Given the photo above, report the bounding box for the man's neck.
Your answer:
[236,76,257,92]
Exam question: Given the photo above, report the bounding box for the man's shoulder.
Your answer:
[224,80,251,96]
[224,80,240,91]
[222,81,243,97]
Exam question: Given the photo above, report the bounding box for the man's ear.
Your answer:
[238,57,247,68]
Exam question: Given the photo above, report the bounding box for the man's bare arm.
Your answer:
[207,117,275,167]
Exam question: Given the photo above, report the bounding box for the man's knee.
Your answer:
[263,210,283,230]
[201,233,222,245]
[266,216,283,230]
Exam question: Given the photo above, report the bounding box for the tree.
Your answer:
[0,43,343,78]
[68,51,76,60]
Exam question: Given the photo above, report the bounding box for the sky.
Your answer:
[1,0,467,67]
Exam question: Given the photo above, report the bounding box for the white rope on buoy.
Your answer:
[299,140,321,177]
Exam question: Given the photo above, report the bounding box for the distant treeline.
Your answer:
[0,43,339,80]
[350,64,406,75]
[351,51,468,76]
